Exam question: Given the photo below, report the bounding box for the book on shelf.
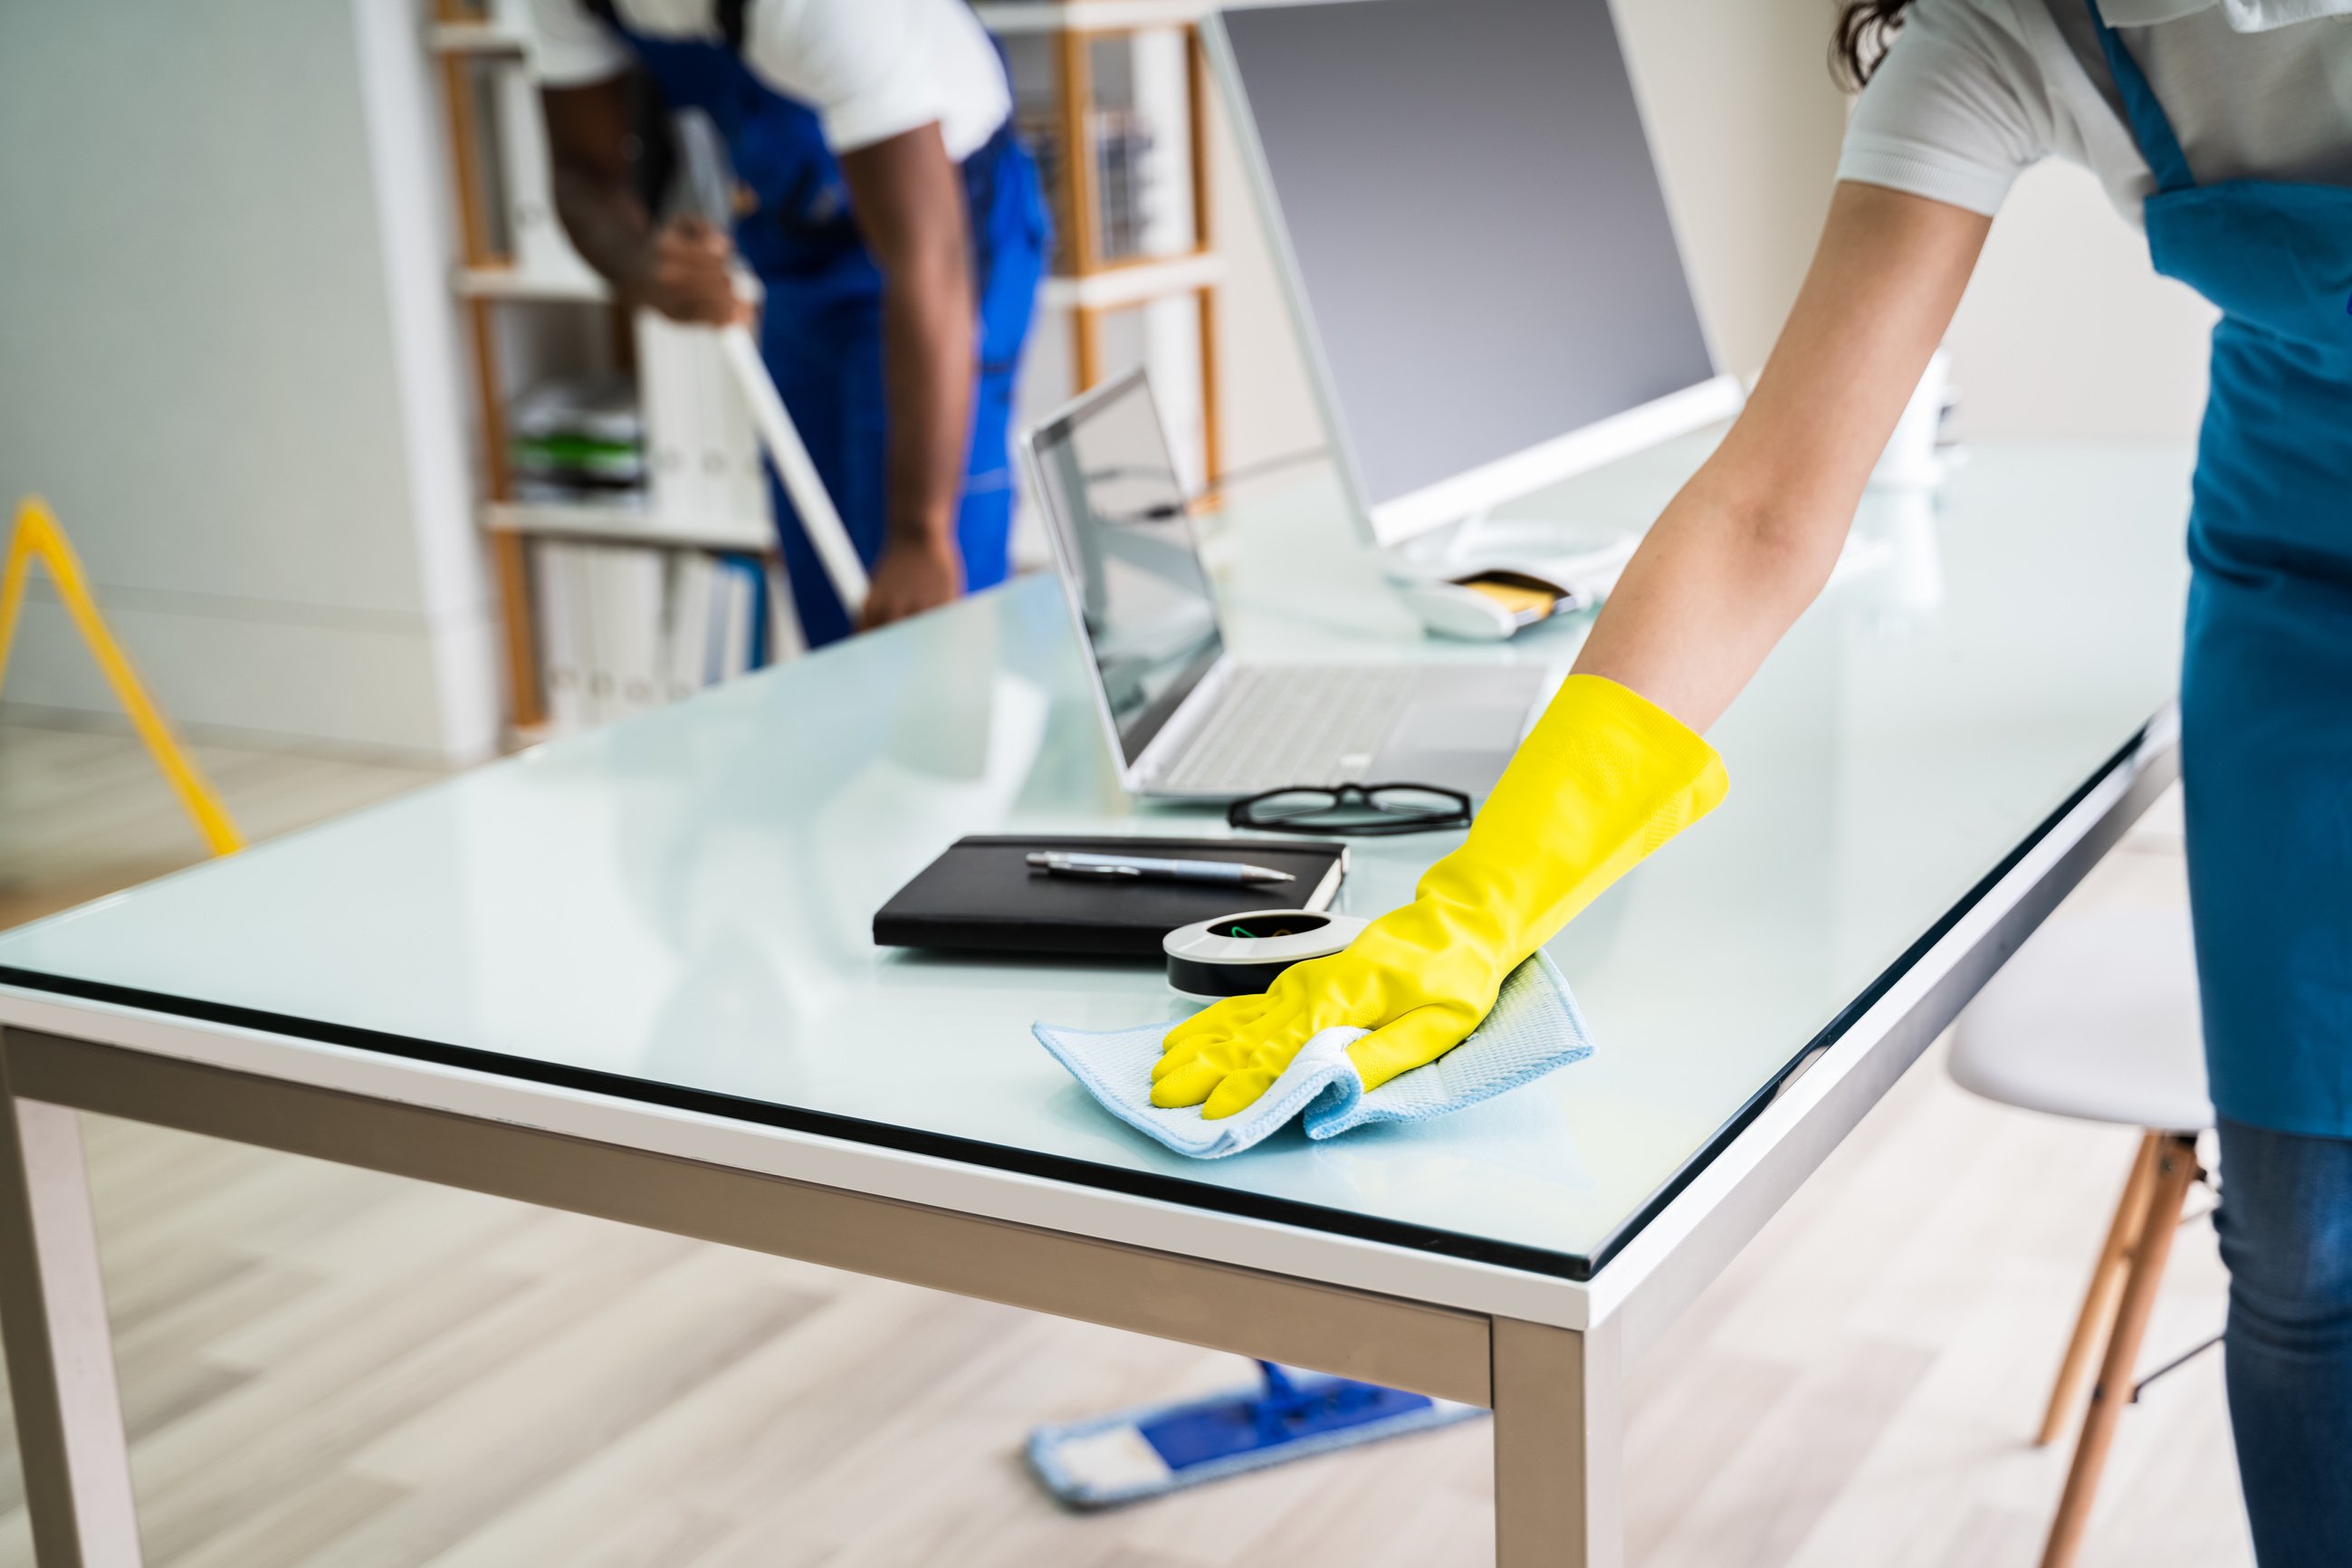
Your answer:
[639,311,771,531]
[663,551,716,702]
[537,542,592,731]
[593,546,665,719]
[531,540,793,732]
[501,329,772,540]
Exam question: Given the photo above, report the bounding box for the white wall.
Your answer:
[1945,159,2214,441]
[0,0,496,764]
[1612,0,1854,380]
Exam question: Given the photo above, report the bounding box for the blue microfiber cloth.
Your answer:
[1032,952,1592,1159]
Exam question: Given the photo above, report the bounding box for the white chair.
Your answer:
[1950,904,2213,1568]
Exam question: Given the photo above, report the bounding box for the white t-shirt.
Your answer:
[1838,0,2352,225]
[531,0,1012,162]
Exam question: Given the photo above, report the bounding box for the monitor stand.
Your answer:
[1379,509,1640,598]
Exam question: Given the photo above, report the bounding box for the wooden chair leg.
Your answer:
[2038,1132,2161,1446]
[2039,1133,2199,1568]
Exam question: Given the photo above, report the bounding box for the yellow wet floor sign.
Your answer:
[0,498,244,857]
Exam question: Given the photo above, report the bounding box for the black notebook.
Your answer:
[873,836,1349,958]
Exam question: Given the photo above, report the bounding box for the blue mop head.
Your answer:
[1027,1362,1484,1508]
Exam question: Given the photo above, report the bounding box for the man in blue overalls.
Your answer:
[532,0,1047,645]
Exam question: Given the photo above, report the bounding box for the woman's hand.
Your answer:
[1154,895,1509,1118]
[1155,677,1730,1119]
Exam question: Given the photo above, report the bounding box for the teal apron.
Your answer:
[2087,3,2352,1136]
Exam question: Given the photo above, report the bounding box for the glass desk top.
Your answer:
[0,437,2192,1277]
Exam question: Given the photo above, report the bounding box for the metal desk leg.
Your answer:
[0,1060,144,1568]
[1493,1315,1622,1568]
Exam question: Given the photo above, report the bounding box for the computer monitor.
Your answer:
[1208,0,1741,550]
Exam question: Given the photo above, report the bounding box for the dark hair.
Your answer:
[1832,0,1917,89]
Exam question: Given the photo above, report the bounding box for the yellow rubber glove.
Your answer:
[1153,674,1726,1119]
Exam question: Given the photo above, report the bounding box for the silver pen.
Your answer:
[1026,851,1296,886]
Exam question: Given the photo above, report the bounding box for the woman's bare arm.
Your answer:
[1573,182,1993,730]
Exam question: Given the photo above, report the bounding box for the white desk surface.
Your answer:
[0,435,2190,1281]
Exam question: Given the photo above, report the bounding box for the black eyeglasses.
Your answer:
[1227,782,1473,837]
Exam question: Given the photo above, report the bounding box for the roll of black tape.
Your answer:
[1165,952,1297,999]
[1162,910,1368,1000]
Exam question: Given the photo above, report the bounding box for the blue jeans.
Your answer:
[2214,1118,2352,1566]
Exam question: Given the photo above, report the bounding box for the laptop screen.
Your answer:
[1028,374,1226,767]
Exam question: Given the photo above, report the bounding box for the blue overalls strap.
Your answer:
[2082,0,2197,194]
[581,0,751,52]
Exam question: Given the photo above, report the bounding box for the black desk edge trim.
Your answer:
[0,725,2147,1289]
[1571,722,2150,1278]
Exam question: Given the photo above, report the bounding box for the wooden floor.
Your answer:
[0,720,445,932]
[0,718,2252,1566]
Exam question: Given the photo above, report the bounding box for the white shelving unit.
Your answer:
[1039,249,1225,311]
[425,18,531,54]
[454,266,609,302]
[990,3,1226,483]
[483,502,772,555]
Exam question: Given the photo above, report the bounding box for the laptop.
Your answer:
[1018,370,1545,801]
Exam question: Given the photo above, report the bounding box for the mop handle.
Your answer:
[717,322,870,621]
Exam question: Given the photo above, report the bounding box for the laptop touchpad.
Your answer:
[1377,698,1529,795]
[1397,699,1523,751]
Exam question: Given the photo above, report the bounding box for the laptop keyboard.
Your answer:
[1162,665,1417,794]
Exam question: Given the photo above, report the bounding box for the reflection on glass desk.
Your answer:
[0,437,2190,1276]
